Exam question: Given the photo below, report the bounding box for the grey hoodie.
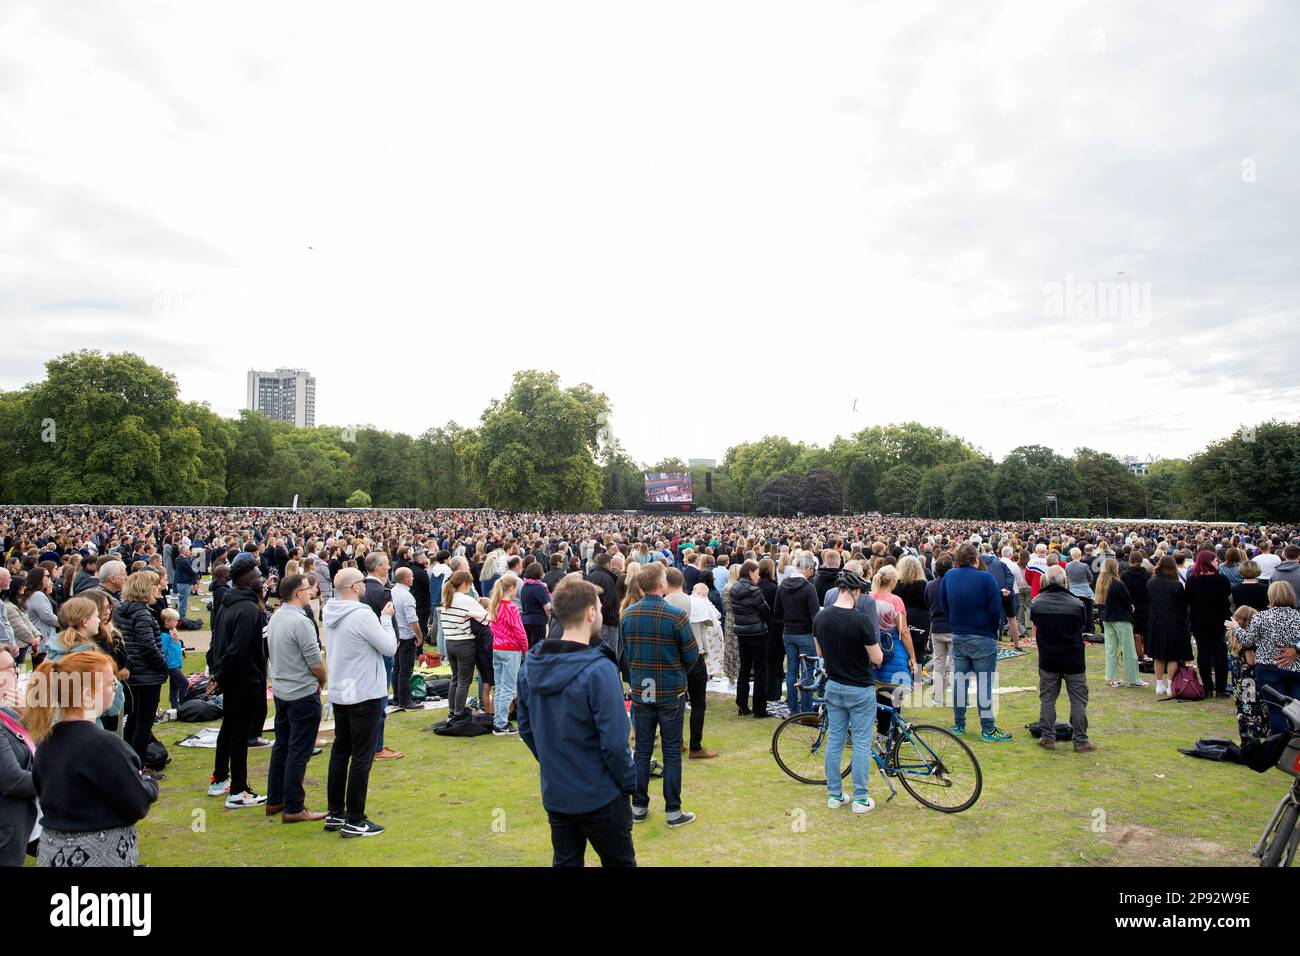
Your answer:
[1271,561,1300,598]
[323,598,397,705]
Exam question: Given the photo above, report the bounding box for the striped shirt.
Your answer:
[621,594,699,703]
[441,591,486,641]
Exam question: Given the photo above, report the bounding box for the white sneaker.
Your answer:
[852,798,876,814]
[225,790,268,809]
[208,778,230,797]
[827,795,849,809]
[1155,680,1166,695]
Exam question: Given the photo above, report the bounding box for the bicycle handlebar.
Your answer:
[1261,685,1293,707]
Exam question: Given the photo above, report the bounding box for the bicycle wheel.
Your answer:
[771,711,851,784]
[891,723,982,812]
[1259,799,1299,867]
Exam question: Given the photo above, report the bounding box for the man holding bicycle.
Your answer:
[813,570,884,814]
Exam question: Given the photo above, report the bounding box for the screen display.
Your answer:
[644,471,693,504]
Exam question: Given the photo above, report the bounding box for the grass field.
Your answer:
[134,603,1284,866]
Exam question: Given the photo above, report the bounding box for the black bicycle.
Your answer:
[1253,685,1300,867]
[771,656,982,813]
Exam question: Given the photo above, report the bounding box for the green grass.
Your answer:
[134,642,1287,866]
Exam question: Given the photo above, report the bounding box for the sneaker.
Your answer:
[632,808,649,824]
[665,811,696,828]
[340,818,385,838]
[323,814,345,832]
[1125,679,1149,688]
[851,798,875,814]
[950,724,966,735]
[247,738,272,749]
[980,727,1013,743]
[142,769,167,782]
[225,790,268,809]
[492,724,519,737]
[827,795,849,809]
[207,777,230,797]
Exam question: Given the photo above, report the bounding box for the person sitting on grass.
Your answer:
[1029,566,1096,753]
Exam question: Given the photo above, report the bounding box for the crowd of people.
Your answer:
[2,505,1298,866]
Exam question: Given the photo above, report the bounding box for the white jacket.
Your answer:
[323,599,397,705]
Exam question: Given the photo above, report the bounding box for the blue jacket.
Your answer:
[517,638,635,814]
[174,556,199,586]
[161,630,184,670]
[938,566,1001,639]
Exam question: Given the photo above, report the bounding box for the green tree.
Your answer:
[992,455,1038,521]
[914,464,955,517]
[800,468,844,514]
[1143,459,1187,518]
[346,489,372,508]
[943,460,996,518]
[1073,448,1145,517]
[876,464,922,514]
[844,457,877,512]
[753,471,802,516]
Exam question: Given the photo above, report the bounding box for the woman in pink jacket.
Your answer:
[488,575,528,736]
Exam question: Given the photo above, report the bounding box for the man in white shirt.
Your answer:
[390,567,423,711]
[1255,541,1281,581]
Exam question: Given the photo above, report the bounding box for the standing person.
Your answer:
[1270,544,1300,596]
[322,568,397,838]
[730,560,773,719]
[409,550,432,646]
[21,568,57,668]
[1121,552,1151,660]
[1232,560,1271,612]
[517,579,636,867]
[27,651,159,866]
[206,553,268,807]
[924,553,954,706]
[0,646,37,866]
[665,569,717,759]
[390,567,424,712]
[1146,556,1193,697]
[520,563,552,649]
[488,575,527,736]
[115,571,167,780]
[939,544,1012,742]
[814,570,883,814]
[586,552,623,670]
[758,559,785,704]
[440,570,487,721]
[621,563,699,828]
[160,609,187,711]
[265,574,327,822]
[1186,550,1233,698]
[427,551,452,658]
[360,552,401,761]
[173,545,199,626]
[1064,548,1096,637]
[774,554,820,714]
[1029,567,1096,752]
[1230,581,1300,735]
[1096,558,1143,687]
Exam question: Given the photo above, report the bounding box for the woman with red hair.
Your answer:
[1185,549,1233,697]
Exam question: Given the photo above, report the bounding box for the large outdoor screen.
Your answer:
[644,471,692,504]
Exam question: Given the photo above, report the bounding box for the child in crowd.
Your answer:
[160,608,187,710]
[689,583,723,678]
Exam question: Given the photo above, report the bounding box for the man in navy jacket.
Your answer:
[517,579,636,867]
[939,543,1012,742]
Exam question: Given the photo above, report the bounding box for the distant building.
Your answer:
[1121,455,1154,477]
[247,368,316,428]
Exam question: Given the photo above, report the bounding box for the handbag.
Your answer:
[1168,667,1206,701]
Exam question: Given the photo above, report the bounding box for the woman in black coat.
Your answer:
[1185,551,1233,697]
[1120,553,1152,658]
[1145,556,1192,697]
[114,571,168,777]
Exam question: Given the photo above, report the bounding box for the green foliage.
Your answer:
[844,457,878,512]
[1072,448,1145,517]
[943,460,996,518]
[345,489,372,508]
[877,464,922,514]
[752,471,803,517]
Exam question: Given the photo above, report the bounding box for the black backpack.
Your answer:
[144,735,170,770]
[1025,721,1075,741]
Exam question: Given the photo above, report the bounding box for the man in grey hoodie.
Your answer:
[1271,545,1300,596]
[322,568,396,838]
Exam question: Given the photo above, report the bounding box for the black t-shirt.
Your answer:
[813,606,878,688]
[1232,581,1271,612]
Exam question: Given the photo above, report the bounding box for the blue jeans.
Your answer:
[784,633,816,713]
[632,697,685,814]
[266,694,323,813]
[376,655,393,750]
[951,634,998,733]
[1255,664,1300,735]
[176,582,193,622]
[824,680,876,802]
[493,649,522,730]
[432,607,446,657]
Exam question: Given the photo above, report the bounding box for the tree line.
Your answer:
[0,351,1294,521]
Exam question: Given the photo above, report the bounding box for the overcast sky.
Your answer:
[2,0,1296,466]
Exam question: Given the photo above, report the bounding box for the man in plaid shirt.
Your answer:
[620,562,700,828]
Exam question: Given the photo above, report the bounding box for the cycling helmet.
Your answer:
[835,570,870,593]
